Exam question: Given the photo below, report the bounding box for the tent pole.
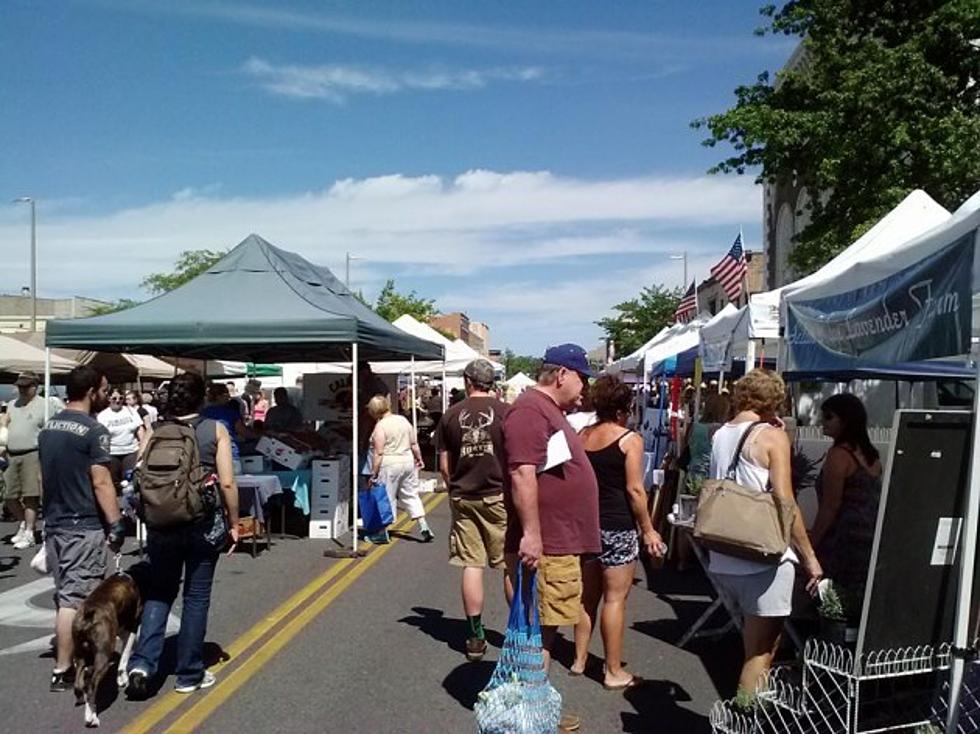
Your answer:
[351,343,359,556]
[945,359,980,733]
[718,369,725,394]
[441,362,448,413]
[410,357,418,437]
[44,348,52,421]
[745,339,757,371]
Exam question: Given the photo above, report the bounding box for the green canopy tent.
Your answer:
[45,234,445,554]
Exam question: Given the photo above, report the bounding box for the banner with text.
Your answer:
[785,233,975,372]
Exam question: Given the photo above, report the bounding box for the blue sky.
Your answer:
[0,0,794,355]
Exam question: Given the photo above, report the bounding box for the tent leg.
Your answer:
[718,369,725,394]
[351,343,359,556]
[410,357,418,437]
[44,348,52,421]
[745,339,757,371]
[945,360,980,733]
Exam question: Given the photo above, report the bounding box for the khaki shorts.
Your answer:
[507,553,583,628]
[4,451,41,501]
[449,493,507,569]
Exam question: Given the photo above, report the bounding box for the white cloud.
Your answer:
[242,57,544,101]
[0,169,760,350]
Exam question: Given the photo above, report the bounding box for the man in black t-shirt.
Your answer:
[435,359,509,661]
[38,366,124,693]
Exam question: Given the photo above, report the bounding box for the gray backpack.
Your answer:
[136,419,207,528]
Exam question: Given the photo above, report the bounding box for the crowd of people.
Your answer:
[0,347,884,730]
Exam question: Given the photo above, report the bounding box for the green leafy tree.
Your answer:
[693,1,980,274]
[597,285,682,357]
[87,298,141,316]
[374,279,438,322]
[141,249,228,295]
[502,348,542,379]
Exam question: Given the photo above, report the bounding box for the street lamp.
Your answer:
[345,252,363,289]
[669,251,688,287]
[12,197,37,331]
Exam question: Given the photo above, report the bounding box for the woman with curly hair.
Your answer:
[709,369,821,697]
[571,375,665,689]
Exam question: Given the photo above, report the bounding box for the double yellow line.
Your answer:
[121,491,446,734]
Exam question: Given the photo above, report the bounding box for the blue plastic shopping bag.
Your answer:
[358,482,394,533]
[475,564,562,733]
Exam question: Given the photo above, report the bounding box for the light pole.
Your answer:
[669,251,688,287]
[12,197,37,331]
[345,252,363,289]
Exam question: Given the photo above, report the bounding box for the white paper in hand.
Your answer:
[538,430,572,473]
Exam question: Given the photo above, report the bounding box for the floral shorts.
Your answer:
[597,528,640,568]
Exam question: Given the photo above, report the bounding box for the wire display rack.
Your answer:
[710,639,975,734]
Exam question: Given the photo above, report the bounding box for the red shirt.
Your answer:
[503,388,601,556]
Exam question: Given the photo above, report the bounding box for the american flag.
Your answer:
[710,232,748,302]
[673,281,697,323]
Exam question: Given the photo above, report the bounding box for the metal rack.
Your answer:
[710,639,970,734]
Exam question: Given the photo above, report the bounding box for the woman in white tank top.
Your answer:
[707,370,821,699]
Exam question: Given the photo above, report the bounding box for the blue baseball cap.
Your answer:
[542,343,594,378]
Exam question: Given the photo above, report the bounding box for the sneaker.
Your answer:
[420,528,435,543]
[9,522,26,545]
[50,667,75,693]
[14,533,36,550]
[175,670,216,694]
[125,668,150,700]
[465,637,488,662]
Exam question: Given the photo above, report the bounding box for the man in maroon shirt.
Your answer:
[503,344,600,733]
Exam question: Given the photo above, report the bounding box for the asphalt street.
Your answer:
[0,492,740,733]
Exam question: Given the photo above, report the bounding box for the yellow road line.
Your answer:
[119,491,444,734]
[164,491,447,733]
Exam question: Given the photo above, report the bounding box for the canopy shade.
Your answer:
[783,360,976,383]
[368,314,504,375]
[7,331,175,383]
[0,334,77,377]
[45,235,444,363]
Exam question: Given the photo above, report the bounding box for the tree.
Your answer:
[693,1,980,275]
[374,279,438,323]
[141,249,228,295]
[503,348,542,379]
[87,298,141,316]
[597,285,682,357]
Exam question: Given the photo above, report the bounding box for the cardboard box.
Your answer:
[240,455,265,473]
[308,501,350,539]
[311,457,352,487]
[310,484,350,512]
[255,435,312,471]
[418,478,438,494]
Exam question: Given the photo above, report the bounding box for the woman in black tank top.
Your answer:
[571,376,664,689]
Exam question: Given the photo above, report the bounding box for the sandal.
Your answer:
[603,674,645,691]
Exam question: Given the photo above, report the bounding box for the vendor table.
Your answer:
[668,515,803,651]
[236,474,286,557]
[262,469,312,516]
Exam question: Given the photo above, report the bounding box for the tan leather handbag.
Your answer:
[693,421,795,564]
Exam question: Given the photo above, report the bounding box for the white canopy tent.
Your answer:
[680,189,957,370]
[371,315,503,375]
[605,326,671,375]
[698,303,747,373]
[641,316,708,378]
[0,334,76,376]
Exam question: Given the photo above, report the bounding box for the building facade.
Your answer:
[0,294,108,333]
[430,312,491,355]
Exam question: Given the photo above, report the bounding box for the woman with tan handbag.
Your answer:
[707,369,822,698]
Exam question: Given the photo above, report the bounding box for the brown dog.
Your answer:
[72,573,142,728]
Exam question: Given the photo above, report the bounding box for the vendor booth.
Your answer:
[44,234,444,554]
[0,333,76,379]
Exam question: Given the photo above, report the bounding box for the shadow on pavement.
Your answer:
[443,660,495,710]
[621,679,711,733]
[398,606,504,655]
[0,554,20,578]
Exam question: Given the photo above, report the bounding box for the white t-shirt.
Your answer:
[97,406,143,455]
[143,404,159,424]
[5,395,62,452]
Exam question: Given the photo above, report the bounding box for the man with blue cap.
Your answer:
[502,343,600,732]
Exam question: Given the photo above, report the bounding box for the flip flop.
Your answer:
[567,668,584,677]
[603,674,645,691]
